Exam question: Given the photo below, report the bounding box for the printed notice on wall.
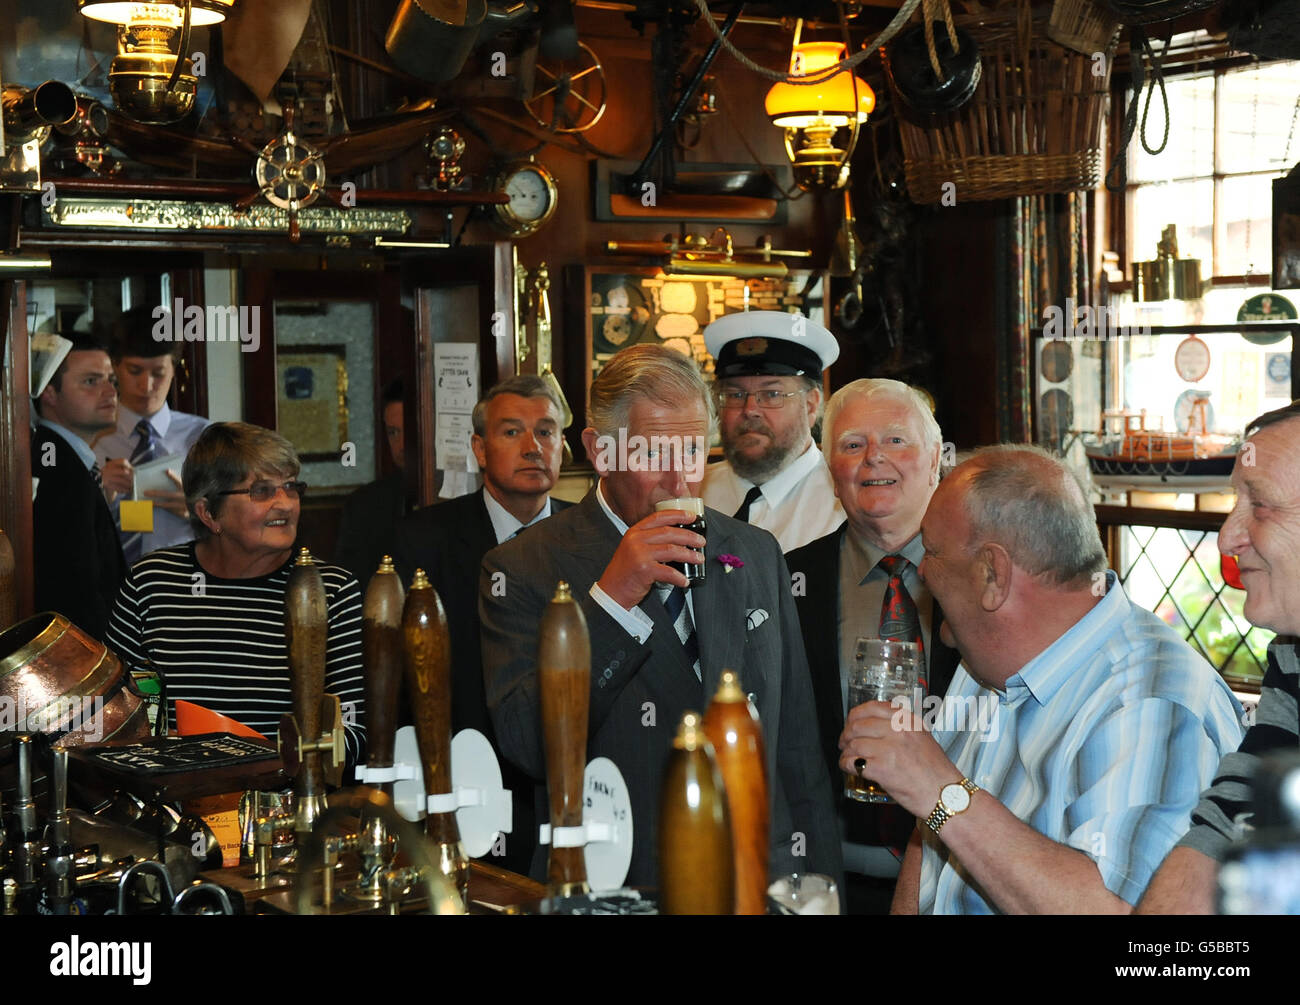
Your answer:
[434,343,479,499]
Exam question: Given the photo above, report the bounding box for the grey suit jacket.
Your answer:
[479,488,842,890]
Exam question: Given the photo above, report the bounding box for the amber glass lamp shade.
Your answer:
[764,41,875,129]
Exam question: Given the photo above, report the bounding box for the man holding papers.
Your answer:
[94,306,210,565]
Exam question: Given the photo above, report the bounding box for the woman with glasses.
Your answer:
[107,422,366,765]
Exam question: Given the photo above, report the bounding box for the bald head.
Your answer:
[948,445,1107,588]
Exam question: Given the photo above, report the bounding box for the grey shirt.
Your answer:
[1176,637,1299,860]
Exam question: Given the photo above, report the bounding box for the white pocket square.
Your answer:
[746,608,769,630]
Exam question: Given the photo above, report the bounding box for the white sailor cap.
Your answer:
[704,310,840,378]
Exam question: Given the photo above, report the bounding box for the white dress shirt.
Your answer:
[93,402,210,554]
[588,481,696,644]
[701,440,844,552]
[481,486,552,545]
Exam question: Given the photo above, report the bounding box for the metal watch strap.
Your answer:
[925,777,980,835]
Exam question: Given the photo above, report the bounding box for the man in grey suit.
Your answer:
[480,343,841,890]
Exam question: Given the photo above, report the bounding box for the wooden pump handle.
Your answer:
[362,556,406,786]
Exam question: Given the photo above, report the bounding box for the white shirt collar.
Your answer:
[119,400,172,438]
[482,486,552,545]
[595,480,630,536]
[736,439,825,507]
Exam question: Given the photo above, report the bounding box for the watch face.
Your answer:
[505,168,552,222]
[941,783,971,814]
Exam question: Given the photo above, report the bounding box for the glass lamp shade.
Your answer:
[764,41,875,128]
[78,1,235,27]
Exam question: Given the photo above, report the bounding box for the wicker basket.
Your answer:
[892,0,1112,204]
[1046,0,1121,56]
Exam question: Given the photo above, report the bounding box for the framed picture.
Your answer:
[563,264,823,409]
[275,346,349,461]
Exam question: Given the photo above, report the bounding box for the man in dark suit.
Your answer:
[786,377,959,915]
[395,375,570,875]
[335,379,416,583]
[480,344,841,890]
[31,335,127,639]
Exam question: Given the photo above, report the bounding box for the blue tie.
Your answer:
[129,418,160,466]
[661,584,701,681]
[123,419,161,564]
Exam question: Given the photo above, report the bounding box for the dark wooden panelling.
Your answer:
[917,201,1004,450]
[1,281,35,621]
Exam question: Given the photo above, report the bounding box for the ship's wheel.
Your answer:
[254,129,326,211]
[524,41,607,133]
[238,105,330,243]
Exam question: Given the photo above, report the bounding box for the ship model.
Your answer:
[1085,395,1239,488]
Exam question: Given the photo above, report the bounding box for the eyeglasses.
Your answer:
[218,480,308,503]
[715,388,804,410]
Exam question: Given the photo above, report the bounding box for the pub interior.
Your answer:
[1,0,1299,923]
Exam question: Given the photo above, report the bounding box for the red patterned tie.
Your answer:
[877,554,927,692]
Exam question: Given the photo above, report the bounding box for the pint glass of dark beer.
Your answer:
[655,496,706,586]
[844,638,922,803]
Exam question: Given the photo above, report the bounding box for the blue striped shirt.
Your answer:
[918,571,1244,914]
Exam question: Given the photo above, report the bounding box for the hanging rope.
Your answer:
[921,0,962,81]
[1139,36,1170,156]
[1105,29,1170,192]
[691,0,923,85]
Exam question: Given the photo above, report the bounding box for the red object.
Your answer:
[175,699,267,740]
[1221,553,1244,591]
[878,554,927,691]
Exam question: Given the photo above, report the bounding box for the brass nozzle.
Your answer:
[674,710,704,750]
[713,669,746,703]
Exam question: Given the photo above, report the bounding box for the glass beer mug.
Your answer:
[844,638,922,804]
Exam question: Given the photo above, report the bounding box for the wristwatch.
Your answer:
[925,777,980,835]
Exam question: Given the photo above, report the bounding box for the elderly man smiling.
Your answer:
[842,445,1242,914]
[1139,400,1300,913]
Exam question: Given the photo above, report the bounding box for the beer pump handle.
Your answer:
[401,570,468,907]
[362,556,406,789]
[659,711,734,915]
[538,581,592,896]
[703,670,769,915]
[401,570,454,804]
[283,548,329,806]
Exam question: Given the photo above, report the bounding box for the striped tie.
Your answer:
[877,554,927,692]
[130,418,160,466]
[123,419,161,564]
[660,584,701,682]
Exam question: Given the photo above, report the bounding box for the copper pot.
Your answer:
[0,613,151,748]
